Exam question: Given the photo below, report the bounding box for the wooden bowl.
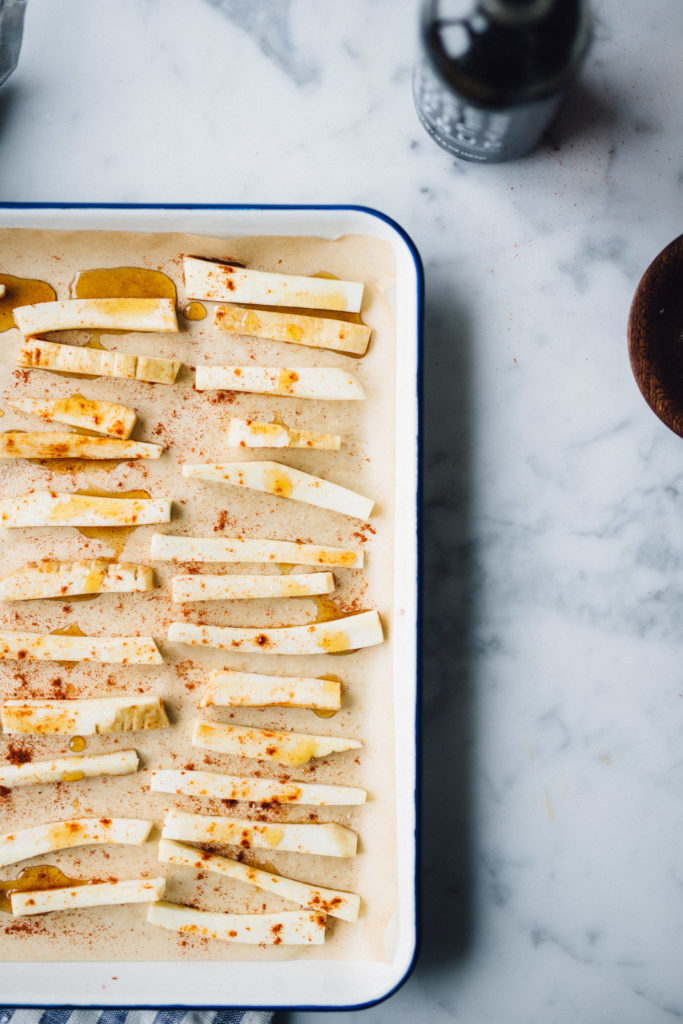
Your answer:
[629,234,683,437]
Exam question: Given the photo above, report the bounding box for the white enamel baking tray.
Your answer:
[0,203,421,1011]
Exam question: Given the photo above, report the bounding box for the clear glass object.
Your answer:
[0,0,26,88]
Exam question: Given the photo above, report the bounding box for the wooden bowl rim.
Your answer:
[628,233,683,438]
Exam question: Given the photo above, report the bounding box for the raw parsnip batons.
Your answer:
[0,631,163,664]
[199,668,342,711]
[0,432,162,460]
[151,770,366,807]
[182,461,374,520]
[1,696,169,735]
[183,256,363,312]
[0,817,153,869]
[0,561,154,602]
[13,297,178,335]
[213,305,370,356]
[168,610,383,655]
[18,339,181,384]
[192,719,361,767]
[0,493,171,528]
[158,839,360,921]
[8,394,137,437]
[148,900,326,945]
[11,877,166,917]
[162,809,357,857]
[225,417,341,451]
[195,365,364,401]
[0,749,139,789]
[151,533,363,568]
[170,571,334,603]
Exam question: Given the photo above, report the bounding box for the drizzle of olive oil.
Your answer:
[71,266,176,301]
[0,865,88,914]
[74,487,151,554]
[69,735,86,753]
[50,622,86,668]
[0,274,56,333]
[277,563,295,575]
[313,600,371,656]
[313,672,342,718]
[183,301,207,321]
[313,597,344,623]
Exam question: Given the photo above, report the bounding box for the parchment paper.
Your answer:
[0,228,398,964]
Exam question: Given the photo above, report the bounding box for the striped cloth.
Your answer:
[0,1013,272,1024]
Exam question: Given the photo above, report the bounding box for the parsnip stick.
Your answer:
[226,417,341,451]
[148,900,326,945]
[0,493,171,529]
[1,696,168,735]
[13,297,178,336]
[184,256,363,312]
[151,769,365,807]
[168,609,383,655]
[11,877,166,917]
[0,817,153,869]
[18,338,181,384]
[0,631,162,664]
[0,432,162,460]
[171,571,334,603]
[151,533,362,568]
[199,668,341,710]
[195,365,364,400]
[0,749,139,789]
[214,304,370,355]
[0,561,154,602]
[8,395,137,438]
[162,809,357,858]
[182,461,374,520]
[191,718,361,767]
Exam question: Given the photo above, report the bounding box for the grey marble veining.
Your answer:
[3,0,683,1020]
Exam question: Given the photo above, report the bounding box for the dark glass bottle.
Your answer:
[413,0,591,163]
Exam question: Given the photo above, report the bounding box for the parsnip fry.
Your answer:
[0,560,154,602]
[0,632,163,664]
[8,395,137,438]
[183,461,374,520]
[11,877,166,917]
[195,365,364,401]
[171,571,334,603]
[226,417,340,451]
[214,304,370,355]
[0,817,153,869]
[158,838,359,921]
[184,256,363,312]
[18,339,181,384]
[192,719,361,767]
[2,696,168,735]
[13,298,178,336]
[0,492,171,528]
[199,668,341,710]
[148,900,325,945]
[162,809,357,858]
[151,533,362,568]
[168,609,383,655]
[151,770,365,807]
[0,432,162,461]
[0,749,139,789]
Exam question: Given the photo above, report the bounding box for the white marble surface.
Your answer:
[3,0,683,1020]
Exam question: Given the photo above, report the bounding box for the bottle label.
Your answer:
[413,57,564,162]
